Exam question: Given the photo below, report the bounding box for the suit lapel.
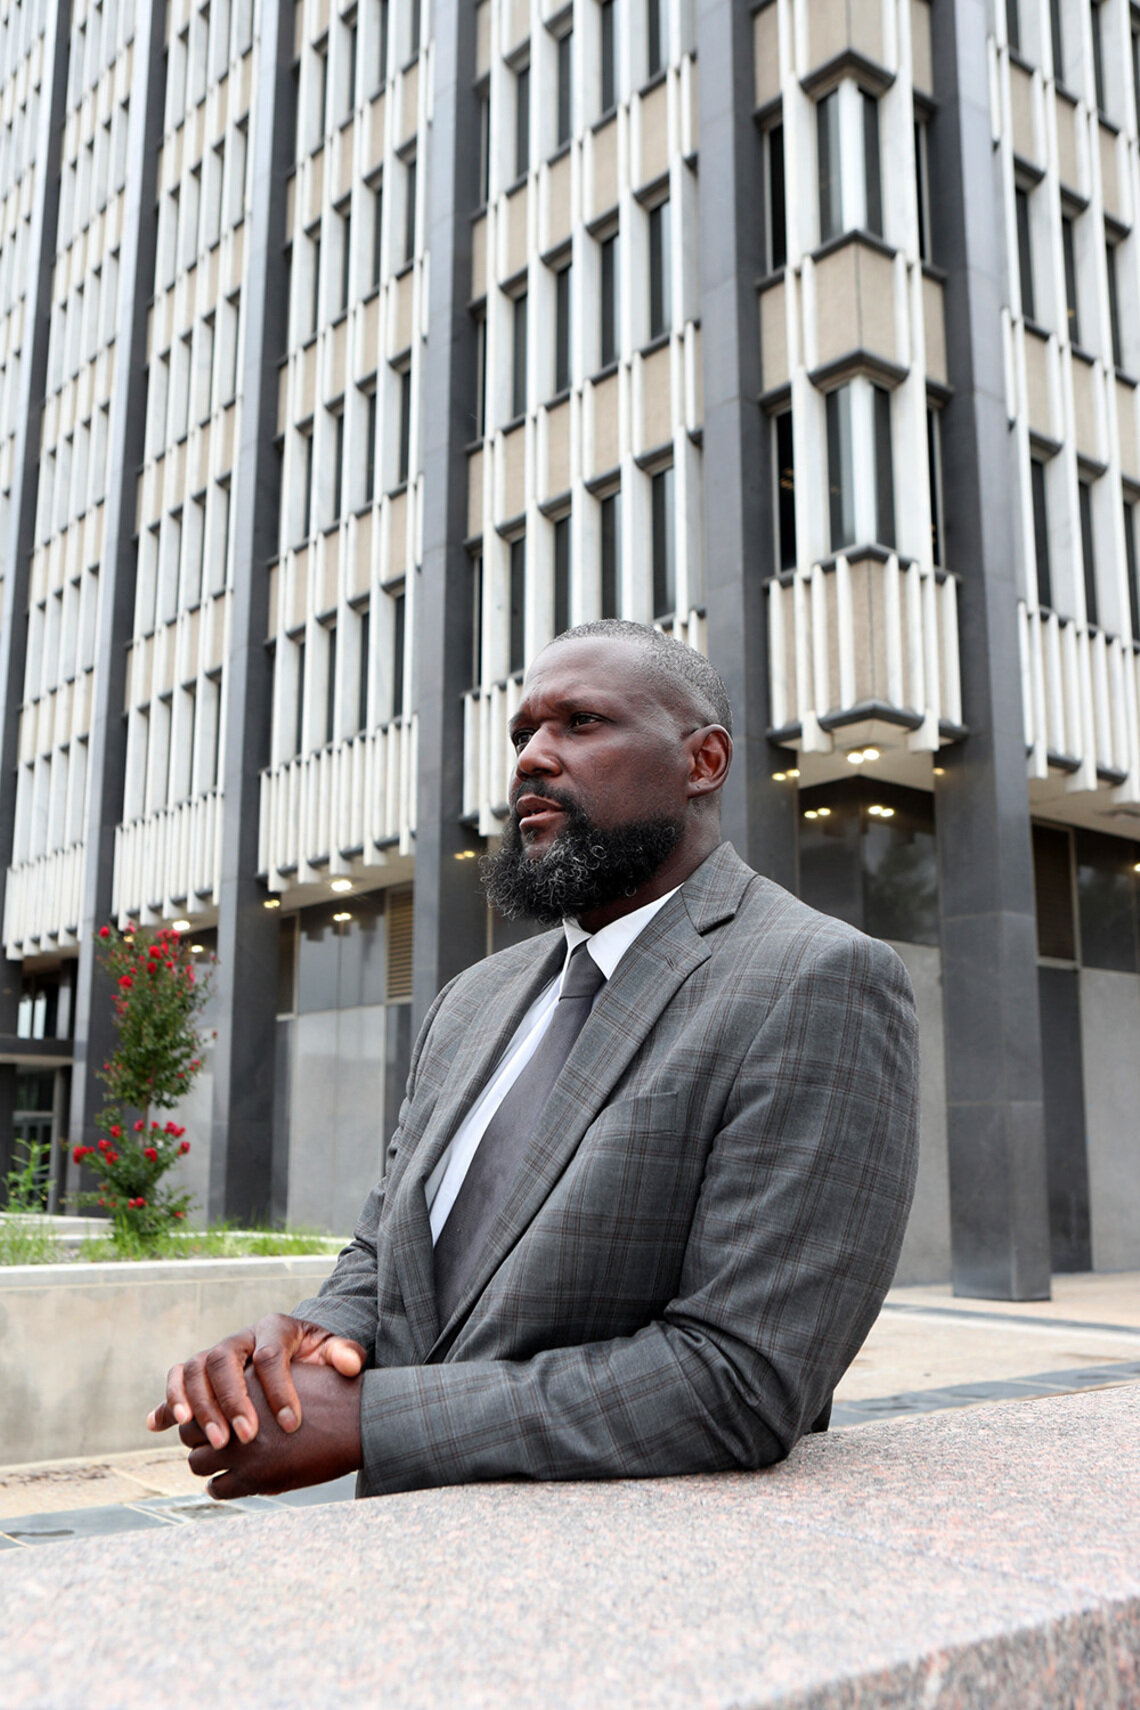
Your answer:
[387,931,567,1360]
[427,843,758,1352]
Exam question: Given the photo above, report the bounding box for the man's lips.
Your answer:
[514,793,568,830]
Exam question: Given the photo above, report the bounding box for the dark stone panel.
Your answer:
[411,0,488,1030]
[0,1065,15,1198]
[208,0,295,1223]
[0,0,72,1050]
[68,0,168,1168]
[382,1002,412,1163]
[1037,967,1091,1273]
[929,0,1050,1299]
[695,0,796,891]
[270,1016,293,1227]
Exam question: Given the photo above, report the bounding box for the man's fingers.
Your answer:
[323,1337,367,1377]
[178,1417,209,1449]
[205,1470,254,1502]
[251,1327,305,1433]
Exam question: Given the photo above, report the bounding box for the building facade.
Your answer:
[0,0,1138,1293]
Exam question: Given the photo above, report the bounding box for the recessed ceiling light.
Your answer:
[331,878,353,893]
[264,898,281,909]
[332,911,351,923]
[172,919,191,932]
[847,752,865,765]
[190,944,204,954]
[772,772,787,782]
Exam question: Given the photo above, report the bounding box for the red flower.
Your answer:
[98,925,110,938]
[118,975,133,989]
[179,1141,191,1155]
[134,1120,144,1132]
[73,1144,85,1163]
[165,960,174,970]
[174,1210,185,1220]
[109,1125,122,1139]
[136,1197,146,1208]
[107,1151,119,1164]
[144,1146,158,1162]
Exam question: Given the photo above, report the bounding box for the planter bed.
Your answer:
[0,1254,339,1466]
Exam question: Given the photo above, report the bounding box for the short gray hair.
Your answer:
[546,620,733,734]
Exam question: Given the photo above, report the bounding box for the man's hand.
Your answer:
[146,1313,367,1450]
[179,1361,364,1499]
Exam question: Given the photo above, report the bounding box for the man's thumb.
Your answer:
[324,1337,366,1376]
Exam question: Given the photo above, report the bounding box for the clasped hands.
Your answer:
[146,1314,368,1499]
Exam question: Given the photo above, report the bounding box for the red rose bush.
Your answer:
[72,922,215,1247]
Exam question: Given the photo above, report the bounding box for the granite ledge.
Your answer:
[0,1384,1136,1710]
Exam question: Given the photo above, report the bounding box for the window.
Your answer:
[1091,0,1107,114]
[470,555,484,686]
[403,150,417,263]
[477,84,490,204]
[512,290,528,419]
[1133,7,1140,125]
[345,18,357,116]
[1077,829,1140,971]
[554,262,571,393]
[515,61,530,178]
[331,406,345,523]
[1031,455,1052,607]
[337,200,352,313]
[826,386,855,549]
[212,480,231,593]
[474,309,487,437]
[600,230,619,366]
[600,489,620,616]
[323,618,337,744]
[862,91,882,237]
[300,423,315,541]
[651,466,675,618]
[1061,213,1079,344]
[408,0,420,56]
[914,119,931,263]
[396,364,412,483]
[927,408,944,567]
[1125,500,1140,641]
[826,381,893,551]
[1015,185,1035,320]
[1079,477,1097,626]
[313,38,328,145]
[1006,0,1020,52]
[818,91,841,243]
[371,183,383,287]
[554,514,570,634]
[647,0,668,77]
[1051,0,1065,83]
[364,383,378,501]
[774,409,796,571]
[357,605,370,730]
[873,386,894,547]
[556,29,573,146]
[600,0,616,112]
[294,633,307,754]
[376,0,389,85]
[648,199,671,339]
[390,584,406,713]
[308,224,322,333]
[509,535,526,671]
[1106,241,1123,369]
[767,123,786,272]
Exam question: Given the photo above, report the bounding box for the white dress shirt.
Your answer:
[426,887,680,1242]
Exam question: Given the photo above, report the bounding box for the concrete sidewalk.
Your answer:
[1,1269,1137,1544]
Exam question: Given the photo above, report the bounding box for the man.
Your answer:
[148,621,919,1499]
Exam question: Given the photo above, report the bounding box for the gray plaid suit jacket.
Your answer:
[293,841,919,1496]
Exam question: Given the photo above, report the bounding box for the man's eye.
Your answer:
[569,713,599,728]
[510,730,533,752]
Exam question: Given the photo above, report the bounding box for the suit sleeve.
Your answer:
[351,930,920,1494]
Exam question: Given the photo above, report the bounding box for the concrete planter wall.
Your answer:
[0,1255,338,1466]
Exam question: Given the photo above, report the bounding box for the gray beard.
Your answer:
[480,792,682,924]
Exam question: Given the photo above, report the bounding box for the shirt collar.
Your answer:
[560,887,682,982]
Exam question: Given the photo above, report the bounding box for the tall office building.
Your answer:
[0,0,1138,1294]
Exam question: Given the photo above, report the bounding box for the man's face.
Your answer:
[480,638,699,923]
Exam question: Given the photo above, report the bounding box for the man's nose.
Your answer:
[514,727,561,776]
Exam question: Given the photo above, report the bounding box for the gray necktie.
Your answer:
[433,941,607,1325]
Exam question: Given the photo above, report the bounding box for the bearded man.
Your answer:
[148,622,919,1497]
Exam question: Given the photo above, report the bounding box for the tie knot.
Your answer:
[561,942,606,1002]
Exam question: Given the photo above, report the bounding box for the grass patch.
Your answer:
[76,1223,345,1262]
[0,1215,62,1266]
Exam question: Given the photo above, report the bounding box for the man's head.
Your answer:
[481,622,733,929]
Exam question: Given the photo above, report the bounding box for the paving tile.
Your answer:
[0,1534,26,1549]
[127,1494,286,1524]
[2,1504,176,1546]
[270,1473,357,1507]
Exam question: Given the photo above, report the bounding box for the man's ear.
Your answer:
[685,725,732,798]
